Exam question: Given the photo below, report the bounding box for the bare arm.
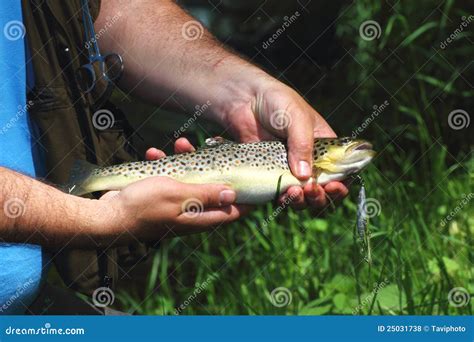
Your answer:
[0,167,114,247]
[96,0,258,118]
[0,166,242,248]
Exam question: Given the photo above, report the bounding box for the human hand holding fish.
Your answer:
[0,134,370,248]
[98,140,252,241]
[68,135,374,243]
[100,175,251,241]
[92,0,354,231]
[210,75,350,210]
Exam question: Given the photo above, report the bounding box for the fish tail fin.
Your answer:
[64,160,99,196]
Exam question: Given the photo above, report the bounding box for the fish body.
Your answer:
[68,137,375,204]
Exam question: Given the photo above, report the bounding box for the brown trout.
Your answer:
[67,137,375,204]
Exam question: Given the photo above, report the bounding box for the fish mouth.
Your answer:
[348,141,374,153]
[334,140,375,174]
[312,139,375,178]
[345,141,376,160]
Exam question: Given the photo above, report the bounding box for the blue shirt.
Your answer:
[0,1,48,314]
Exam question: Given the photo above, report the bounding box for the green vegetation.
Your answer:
[116,1,473,315]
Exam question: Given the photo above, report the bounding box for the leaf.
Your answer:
[305,218,329,232]
[442,256,460,276]
[401,22,438,47]
[299,304,332,315]
[303,296,331,309]
[428,258,441,277]
[437,205,447,216]
[380,14,409,49]
[325,274,357,295]
[333,293,347,311]
[376,284,406,312]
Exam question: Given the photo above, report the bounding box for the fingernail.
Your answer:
[297,161,311,178]
[219,190,236,206]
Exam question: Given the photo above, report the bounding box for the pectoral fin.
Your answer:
[312,165,322,182]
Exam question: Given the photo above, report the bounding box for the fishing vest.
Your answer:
[22,0,150,294]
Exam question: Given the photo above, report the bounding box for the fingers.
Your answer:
[286,110,315,180]
[174,137,195,153]
[179,205,251,230]
[323,181,349,202]
[306,184,328,208]
[279,184,328,210]
[180,183,237,210]
[279,186,305,210]
[278,181,349,213]
[145,147,166,160]
[145,138,195,161]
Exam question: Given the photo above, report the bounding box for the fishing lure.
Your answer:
[355,175,372,264]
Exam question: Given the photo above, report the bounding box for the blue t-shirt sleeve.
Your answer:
[0,0,47,315]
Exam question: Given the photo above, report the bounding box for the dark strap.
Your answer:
[27,283,103,315]
[27,283,130,315]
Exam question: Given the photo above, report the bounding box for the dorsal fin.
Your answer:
[202,136,235,148]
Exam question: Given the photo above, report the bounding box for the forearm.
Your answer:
[0,167,117,247]
[96,0,273,123]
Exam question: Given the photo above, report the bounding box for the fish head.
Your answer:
[312,137,375,178]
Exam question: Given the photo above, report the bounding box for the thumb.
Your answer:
[180,183,237,213]
[286,110,315,180]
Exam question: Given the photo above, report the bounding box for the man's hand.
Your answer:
[0,160,245,248]
[218,76,349,210]
[101,140,249,242]
[102,176,246,242]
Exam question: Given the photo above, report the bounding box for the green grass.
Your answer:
[115,1,473,315]
[117,161,472,315]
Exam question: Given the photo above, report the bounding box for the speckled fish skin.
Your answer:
[68,137,375,204]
